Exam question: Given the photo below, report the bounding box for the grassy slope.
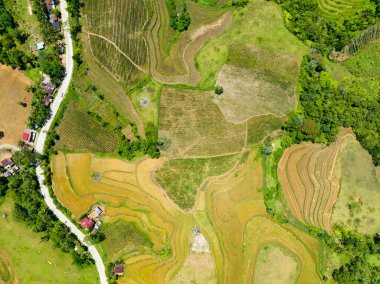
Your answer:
[196,0,307,89]
[154,154,238,209]
[332,135,380,234]
[0,197,97,284]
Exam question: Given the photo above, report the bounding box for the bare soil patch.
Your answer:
[0,65,32,146]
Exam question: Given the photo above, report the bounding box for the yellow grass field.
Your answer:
[202,150,321,283]
[0,65,32,146]
[278,129,354,232]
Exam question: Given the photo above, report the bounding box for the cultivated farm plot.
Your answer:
[332,135,380,234]
[52,153,195,283]
[83,0,148,85]
[146,0,230,85]
[0,65,32,146]
[154,154,238,209]
[215,65,295,123]
[55,102,119,153]
[203,150,321,283]
[158,88,246,157]
[246,115,285,145]
[278,129,354,232]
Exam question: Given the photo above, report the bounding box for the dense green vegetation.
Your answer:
[283,55,380,165]
[167,0,191,32]
[4,150,94,267]
[0,0,35,69]
[273,0,380,51]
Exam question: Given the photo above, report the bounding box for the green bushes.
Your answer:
[166,0,191,32]
[283,55,380,165]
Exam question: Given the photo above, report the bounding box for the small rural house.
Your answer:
[50,21,61,32]
[40,76,56,94]
[113,264,125,276]
[21,129,36,143]
[1,158,14,170]
[45,0,53,11]
[36,41,45,50]
[43,95,53,106]
[80,217,95,230]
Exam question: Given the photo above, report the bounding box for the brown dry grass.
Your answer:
[0,65,32,146]
[215,64,296,123]
[278,128,354,232]
[158,88,246,157]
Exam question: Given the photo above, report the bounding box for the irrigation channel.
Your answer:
[34,0,107,283]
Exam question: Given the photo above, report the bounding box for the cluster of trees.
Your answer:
[167,0,191,32]
[39,46,65,84]
[328,227,380,283]
[66,0,84,66]
[5,150,94,267]
[32,0,62,44]
[273,0,380,51]
[0,0,35,69]
[117,122,161,160]
[283,55,380,165]
[27,86,51,129]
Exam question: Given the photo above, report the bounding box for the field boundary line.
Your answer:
[85,31,148,74]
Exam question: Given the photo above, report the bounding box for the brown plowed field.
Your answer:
[278,129,354,232]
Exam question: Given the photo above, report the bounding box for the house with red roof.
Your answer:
[1,158,14,170]
[21,129,36,143]
[113,264,125,276]
[40,76,56,95]
[80,217,95,230]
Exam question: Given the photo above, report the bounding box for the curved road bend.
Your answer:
[34,0,107,283]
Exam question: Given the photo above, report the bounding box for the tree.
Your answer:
[215,86,224,95]
[0,131,4,139]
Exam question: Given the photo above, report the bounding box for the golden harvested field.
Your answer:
[146,0,230,85]
[52,153,195,283]
[253,244,300,284]
[278,129,354,232]
[158,88,246,157]
[332,134,380,234]
[0,65,32,146]
[215,65,296,123]
[203,150,321,283]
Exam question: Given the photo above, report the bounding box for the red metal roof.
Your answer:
[1,158,13,168]
[21,130,31,142]
[80,217,95,229]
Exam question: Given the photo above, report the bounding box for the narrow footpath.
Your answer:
[34,0,107,283]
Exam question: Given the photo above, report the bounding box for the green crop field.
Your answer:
[100,220,153,260]
[343,42,380,77]
[154,154,238,209]
[317,0,367,18]
[0,198,97,284]
[55,102,119,153]
[246,115,285,146]
[83,0,148,84]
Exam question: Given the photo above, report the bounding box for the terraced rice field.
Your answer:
[146,0,230,85]
[52,153,195,283]
[318,0,366,18]
[203,150,321,283]
[159,88,246,157]
[278,129,354,232]
[55,102,119,153]
[83,0,148,84]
